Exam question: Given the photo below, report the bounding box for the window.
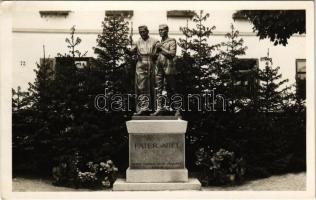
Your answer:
[55,57,94,71]
[233,58,259,98]
[296,59,306,99]
[54,57,94,93]
[40,57,94,80]
[166,10,195,18]
[39,10,71,18]
[75,61,88,69]
[105,10,133,18]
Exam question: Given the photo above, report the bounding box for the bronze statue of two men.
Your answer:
[129,24,180,117]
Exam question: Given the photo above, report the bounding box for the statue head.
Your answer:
[158,24,169,38]
[138,25,149,40]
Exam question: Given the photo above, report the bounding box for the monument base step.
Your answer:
[127,168,188,182]
[113,178,201,191]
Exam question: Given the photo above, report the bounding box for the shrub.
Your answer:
[195,147,245,186]
[189,109,306,180]
[52,152,118,189]
[78,160,118,188]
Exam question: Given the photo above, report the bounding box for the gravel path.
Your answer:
[13,177,92,192]
[202,172,306,191]
[12,172,305,192]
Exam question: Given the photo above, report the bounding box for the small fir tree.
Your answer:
[219,24,249,112]
[53,25,125,167]
[255,49,290,112]
[178,10,220,94]
[12,86,35,173]
[94,14,130,94]
[176,18,199,96]
[91,14,132,169]
[178,19,191,55]
[177,11,221,167]
[58,25,87,58]
[16,46,58,174]
[12,86,31,111]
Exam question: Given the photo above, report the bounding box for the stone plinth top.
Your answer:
[126,119,187,134]
[132,116,180,120]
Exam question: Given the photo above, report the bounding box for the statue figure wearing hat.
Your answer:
[129,25,159,116]
[151,24,181,118]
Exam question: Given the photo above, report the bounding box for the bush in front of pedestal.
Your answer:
[52,152,118,189]
[77,160,118,188]
[195,147,246,186]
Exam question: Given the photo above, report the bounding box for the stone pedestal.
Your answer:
[113,117,201,191]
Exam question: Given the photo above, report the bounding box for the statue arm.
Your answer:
[153,40,160,54]
[151,40,160,61]
[159,39,176,59]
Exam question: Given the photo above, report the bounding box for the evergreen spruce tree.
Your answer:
[255,49,290,112]
[242,50,300,177]
[12,86,35,173]
[53,26,91,161]
[54,25,127,168]
[178,11,221,169]
[219,24,248,112]
[13,26,92,175]
[178,10,220,94]
[58,26,88,58]
[91,14,132,169]
[94,14,130,94]
[21,46,57,174]
[12,86,31,111]
[176,18,199,96]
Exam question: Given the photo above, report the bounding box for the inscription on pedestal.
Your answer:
[130,134,184,169]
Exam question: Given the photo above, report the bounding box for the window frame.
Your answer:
[295,58,306,80]
[295,58,306,99]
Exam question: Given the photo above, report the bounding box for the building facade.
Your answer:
[11,3,306,96]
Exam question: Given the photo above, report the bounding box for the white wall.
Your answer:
[11,5,306,90]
